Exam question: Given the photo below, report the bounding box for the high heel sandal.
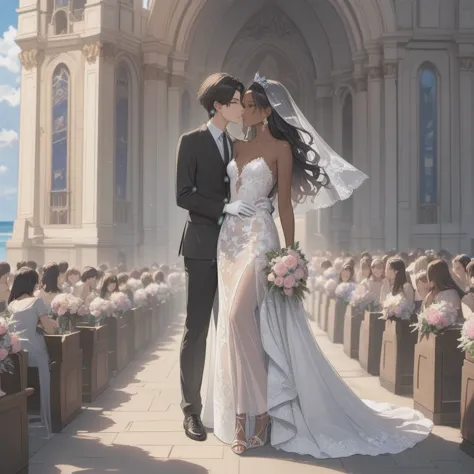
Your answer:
[248,413,271,449]
[231,414,248,455]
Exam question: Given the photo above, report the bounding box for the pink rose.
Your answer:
[267,273,275,282]
[283,255,298,270]
[294,268,305,280]
[0,320,8,336]
[283,275,296,289]
[273,262,288,277]
[465,319,474,339]
[0,347,9,361]
[274,276,284,287]
[427,312,442,327]
[284,288,294,297]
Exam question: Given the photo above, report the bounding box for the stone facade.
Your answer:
[7,0,474,267]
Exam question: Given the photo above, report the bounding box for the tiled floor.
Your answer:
[28,314,474,473]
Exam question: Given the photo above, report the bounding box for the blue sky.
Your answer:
[0,5,20,222]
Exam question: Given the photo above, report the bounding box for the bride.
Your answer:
[201,73,433,457]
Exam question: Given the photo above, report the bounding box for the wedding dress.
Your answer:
[202,156,433,458]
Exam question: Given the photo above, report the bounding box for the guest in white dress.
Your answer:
[451,254,471,292]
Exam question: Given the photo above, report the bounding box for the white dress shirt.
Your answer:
[207,120,232,162]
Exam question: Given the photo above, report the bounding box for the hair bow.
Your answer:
[254,71,268,89]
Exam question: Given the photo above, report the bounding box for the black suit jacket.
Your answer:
[176,124,231,260]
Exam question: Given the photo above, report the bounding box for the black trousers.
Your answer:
[180,257,218,417]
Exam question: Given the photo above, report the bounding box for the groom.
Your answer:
[176,73,257,441]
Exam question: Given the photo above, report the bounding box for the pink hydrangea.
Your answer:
[273,262,288,277]
[274,276,284,287]
[283,275,296,289]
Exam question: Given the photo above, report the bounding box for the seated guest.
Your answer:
[452,254,471,292]
[410,256,430,309]
[424,259,464,318]
[362,258,384,308]
[26,260,37,271]
[117,272,133,301]
[380,258,415,309]
[8,267,57,436]
[141,272,153,288]
[16,261,26,270]
[461,261,474,317]
[153,270,165,284]
[74,266,99,304]
[320,259,332,273]
[0,261,11,304]
[414,271,430,312]
[358,257,372,283]
[58,261,69,288]
[62,267,81,293]
[36,263,62,307]
[100,274,119,300]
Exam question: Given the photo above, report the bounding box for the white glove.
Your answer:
[224,200,257,218]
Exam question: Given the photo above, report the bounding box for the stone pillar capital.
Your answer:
[460,56,474,72]
[367,65,383,81]
[18,49,39,70]
[142,64,168,81]
[83,41,116,64]
[383,61,398,78]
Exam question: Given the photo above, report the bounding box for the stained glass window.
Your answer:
[55,0,68,8]
[115,65,129,201]
[51,65,69,192]
[418,66,438,224]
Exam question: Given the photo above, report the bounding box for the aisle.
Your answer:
[28,315,474,474]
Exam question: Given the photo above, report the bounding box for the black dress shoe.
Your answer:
[183,414,207,441]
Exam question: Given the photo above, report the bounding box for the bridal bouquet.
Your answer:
[110,291,132,314]
[335,282,357,303]
[0,315,22,379]
[411,301,458,335]
[350,284,375,311]
[458,318,474,356]
[264,242,309,300]
[379,293,414,321]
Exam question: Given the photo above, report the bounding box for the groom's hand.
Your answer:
[224,200,257,218]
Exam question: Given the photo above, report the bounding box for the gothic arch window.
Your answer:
[114,63,131,223]
[50,64,70,225]
[418,65,438,224]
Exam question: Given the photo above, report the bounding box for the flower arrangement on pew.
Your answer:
[167,271,186,295]
[89,297,115,326]
[133,288,150,308]
[323,267,338,281]
[110,291,132,316]
[314,276,326,291]
[411,301,458,336]
[323,278,338,297]
[379,293,414,321]
[349,284,376,311]
[50,293,88,333]
[145,283,171,304]
[0,314,22,394]
[458,318,474,356]
[335,282,357,304]
[127,278,143,293]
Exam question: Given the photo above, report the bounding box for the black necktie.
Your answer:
[222,133,230,167]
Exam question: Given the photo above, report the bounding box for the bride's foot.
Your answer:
[248,413,271,449]
[231,414,248,455]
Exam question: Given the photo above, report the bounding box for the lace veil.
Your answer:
[253,72,368,210]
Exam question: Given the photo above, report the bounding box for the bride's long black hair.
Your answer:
[247,81,330,203]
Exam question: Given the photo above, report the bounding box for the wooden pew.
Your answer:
[319,294,331,332]
[358,311,385,375]
[379,317,417,395]
[327,298,346,344]
[343,305,364,359]
[413,328,464,425]
[78,325,109,403]
[461,352,474,457]
[105,311,131,375]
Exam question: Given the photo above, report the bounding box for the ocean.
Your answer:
[0,221,13,262]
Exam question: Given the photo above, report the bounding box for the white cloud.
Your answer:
[0,85,20,106]
[0,165,7,174]
[0,26,20,74]
[0,186,17,198]
[0,129,18,148]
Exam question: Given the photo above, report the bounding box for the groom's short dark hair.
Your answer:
[197,73,244,118]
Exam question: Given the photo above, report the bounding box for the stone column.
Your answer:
[367,59,385,250]
[383,61,399,251]
[314,81,334,252]
[80,41,116,265]
[142,64,169,264]
[352,75,370,251]
[459,55,474,253]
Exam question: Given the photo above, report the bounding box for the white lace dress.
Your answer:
[202,157,433,458]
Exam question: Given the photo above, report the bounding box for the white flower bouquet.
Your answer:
[458,318,474,356]
[335,282,357,304]
[379,293,414,321]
